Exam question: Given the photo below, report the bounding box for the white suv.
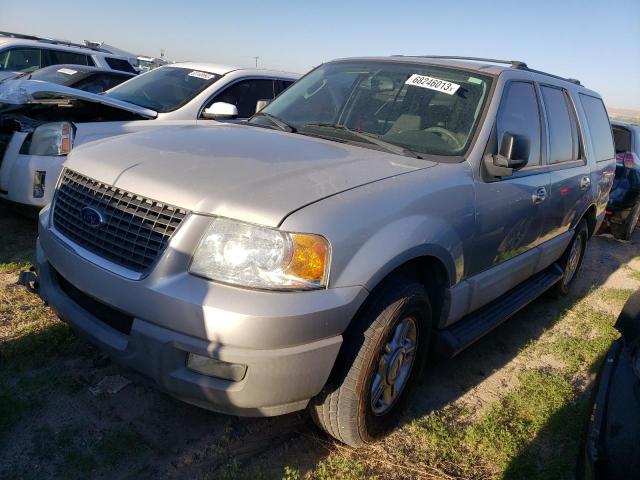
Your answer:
[0,62,299,208]
[0,32,137,80]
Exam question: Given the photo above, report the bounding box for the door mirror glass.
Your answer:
[498,131,529,167]
[202,102,239,120]
[255,99,271,112]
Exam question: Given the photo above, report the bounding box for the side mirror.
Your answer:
[255,99,271,112]
[201,102,238,120]
[485,132,530,177]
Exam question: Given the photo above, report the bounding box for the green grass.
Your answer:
[626,268,640,282]
[291,295,621,480]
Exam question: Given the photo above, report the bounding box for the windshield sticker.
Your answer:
[468,76,483,84]
[405,74,460,95]
[57,68,78,75]
[188,70,215,80]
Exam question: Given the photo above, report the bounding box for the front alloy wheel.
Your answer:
[310,276,431,447]
[370,317,418,415]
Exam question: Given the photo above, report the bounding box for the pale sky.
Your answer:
[4,0,640,110]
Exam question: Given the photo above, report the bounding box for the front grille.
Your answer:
[56,269,134,335]
[52,169,188,274]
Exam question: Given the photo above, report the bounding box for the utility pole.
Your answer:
[253,56,259,68]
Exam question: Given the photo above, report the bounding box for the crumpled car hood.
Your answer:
[64,123,437,226]
[0,79,157,118]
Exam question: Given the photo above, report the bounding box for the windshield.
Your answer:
[255,61,492,157]
[106,66,221,112]
[25,65,85,84]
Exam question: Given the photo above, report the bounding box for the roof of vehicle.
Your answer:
[0,32,128,58]
[611,120,640,132]
[332,55,584,88]
[165,62,300,79]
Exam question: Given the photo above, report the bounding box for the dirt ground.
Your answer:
[0,202,638,479]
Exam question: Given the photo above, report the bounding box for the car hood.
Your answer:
[0,79,157,118]
[65,123,436,226]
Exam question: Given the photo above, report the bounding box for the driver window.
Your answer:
[496,82,542,167]
[0,48,42,72]
[209,79,275,118]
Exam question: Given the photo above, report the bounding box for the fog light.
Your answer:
[33,171,46,198]
[187,353,247,381]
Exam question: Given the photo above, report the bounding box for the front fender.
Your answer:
[279,164,474,292]
[335,215,461,291]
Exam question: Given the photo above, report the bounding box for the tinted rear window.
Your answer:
[613,126,632,154]
[105,57,137,73]
[579,94,614,162]
[47,50,91,66]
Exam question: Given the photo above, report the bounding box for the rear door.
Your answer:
[578,94,616,221]
[538,84,590,241]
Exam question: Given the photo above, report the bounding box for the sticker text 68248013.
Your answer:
[405,74,460,95]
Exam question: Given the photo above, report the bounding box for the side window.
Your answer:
[45,49,91,67]
[579,94,615,162]
[0,48,42,72]
[540,86,580,164]
[105,57,137,74]
[496,81,542,167]
[612,126,631,154]
[211,79,276,118]
[274,80,294,95]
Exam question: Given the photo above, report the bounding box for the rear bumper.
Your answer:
[36,207,368,416]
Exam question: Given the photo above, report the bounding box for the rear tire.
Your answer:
[310,276,431,447]
[548,220,588,297]
[620,200,640,241]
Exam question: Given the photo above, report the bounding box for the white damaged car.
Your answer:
[0,63,299,208]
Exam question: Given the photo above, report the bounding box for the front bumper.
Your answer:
[0,141,65,208]
[36,207,368,416]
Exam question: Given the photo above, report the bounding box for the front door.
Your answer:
[469,81,550,310]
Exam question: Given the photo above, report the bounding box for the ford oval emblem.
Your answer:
[80,206,106,228]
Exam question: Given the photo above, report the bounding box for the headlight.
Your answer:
[189,218,330,290]
[28,122,74,156]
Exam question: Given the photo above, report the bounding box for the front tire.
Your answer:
[310,277,431,447]
[549,219,588,297]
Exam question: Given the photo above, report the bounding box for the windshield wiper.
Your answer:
[252,112,296,133]
[301,123,423,159]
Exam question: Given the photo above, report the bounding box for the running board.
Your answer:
[434,263,563,358]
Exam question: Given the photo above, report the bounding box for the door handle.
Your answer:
[532,187,547,204]
[580,176,591,190]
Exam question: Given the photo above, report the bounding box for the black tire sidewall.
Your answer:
[355,282,431,442]
[624,201,640,240]
[559,221,589,293]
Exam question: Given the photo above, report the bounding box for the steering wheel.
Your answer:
[423,127,462,149]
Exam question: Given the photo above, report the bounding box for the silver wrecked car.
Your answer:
[34,56,615,446]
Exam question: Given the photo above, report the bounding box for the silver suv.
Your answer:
[34,56,616,446]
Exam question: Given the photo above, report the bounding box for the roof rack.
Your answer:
[0,31,109,53]
[393,55,581,86]
[393,55,528,69]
